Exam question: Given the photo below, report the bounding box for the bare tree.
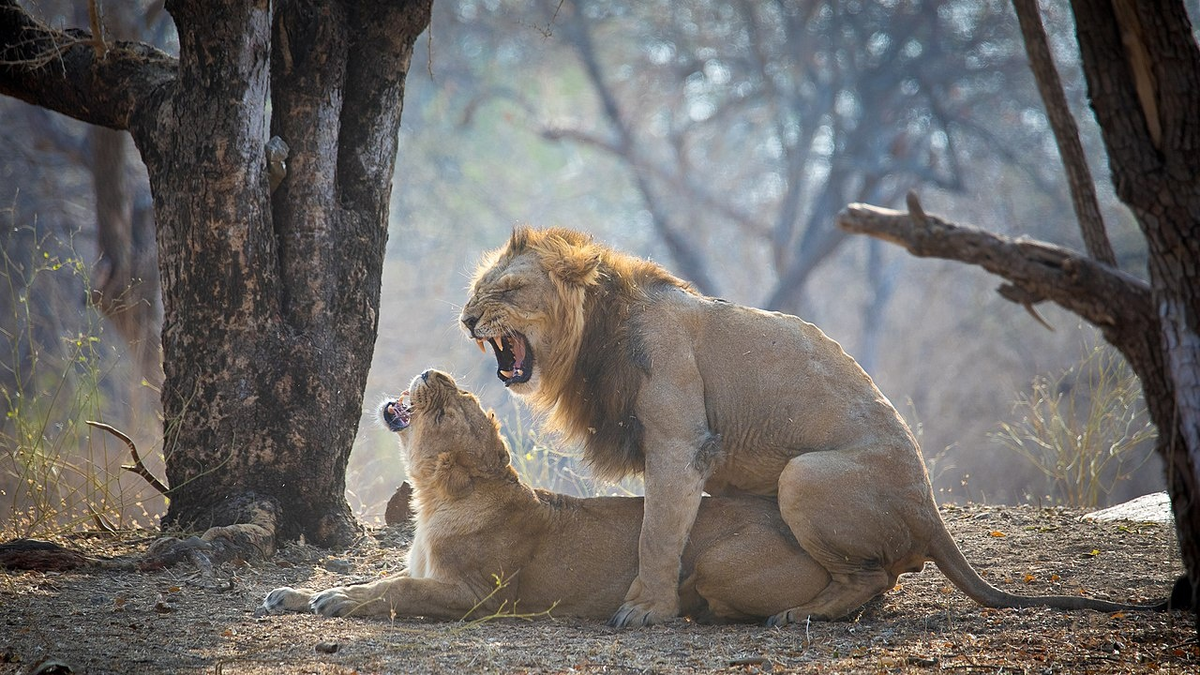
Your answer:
[0,0,433,553]
[531,0,1044,319]
[840,0,1200,629]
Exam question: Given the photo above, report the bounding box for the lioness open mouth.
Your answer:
[381,392,413,431]
[476,332,533,387]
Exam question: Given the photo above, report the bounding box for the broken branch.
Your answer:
[85,420,169,496]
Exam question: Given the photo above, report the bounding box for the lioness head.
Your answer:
[380,370,515,498]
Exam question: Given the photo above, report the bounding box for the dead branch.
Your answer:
[837,197,1153,338]
[85,420,169,496]
[1011,0,1116,265]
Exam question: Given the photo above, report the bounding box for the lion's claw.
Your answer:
[262,586,314,613]
[608,601,674,627]
[310,588,356,617]
[766,609,792,627]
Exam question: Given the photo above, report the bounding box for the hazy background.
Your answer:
[5,0,1185,531]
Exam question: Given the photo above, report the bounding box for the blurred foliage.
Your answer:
[0,215,160,536]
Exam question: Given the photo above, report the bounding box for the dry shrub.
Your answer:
[995,344,1157,508]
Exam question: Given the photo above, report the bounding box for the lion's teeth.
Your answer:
[514,368,523,377]
[476,339,486,353]
[500,369,513,378]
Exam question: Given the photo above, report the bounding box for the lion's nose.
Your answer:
[461,315,479,332]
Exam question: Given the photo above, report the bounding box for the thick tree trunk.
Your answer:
[141,0,430,546]
[1,0,433,550]
[1070,0,1200,620]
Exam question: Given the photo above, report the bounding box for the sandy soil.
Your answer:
[1,503,1195,674]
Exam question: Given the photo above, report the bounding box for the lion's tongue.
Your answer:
[511,336,527,367]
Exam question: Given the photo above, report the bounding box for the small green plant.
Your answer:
[1,215,157,538]
[995,343,1157,508]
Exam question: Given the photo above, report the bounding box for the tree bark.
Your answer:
[0,0,433,550]
[1071,0,1200,621]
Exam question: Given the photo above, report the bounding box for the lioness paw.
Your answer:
[310,587,361,617]
[262,586,314,613]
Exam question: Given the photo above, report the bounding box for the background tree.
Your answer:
[432,0,1121,373]
[0,0,433,550]
[840,0,1200,624]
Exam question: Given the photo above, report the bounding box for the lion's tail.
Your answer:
[927,523,1163,613]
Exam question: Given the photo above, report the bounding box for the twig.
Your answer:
[998,283,1055,332]
[88,504,119,533]
[87,0,107,58]
[85,420,169,495]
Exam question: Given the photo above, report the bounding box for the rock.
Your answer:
[322,558,354,574]
[1083,492,1172,523]
[385,482,413,526]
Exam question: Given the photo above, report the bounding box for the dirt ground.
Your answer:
[1,503,1195,675]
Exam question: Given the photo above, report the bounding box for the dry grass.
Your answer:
[996,344,1157,508]
[1,219,162,538]
[1,503,1193,674]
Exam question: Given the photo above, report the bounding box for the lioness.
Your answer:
[262,369,831,622]
[461,226,1159,626]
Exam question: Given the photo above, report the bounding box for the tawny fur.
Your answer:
[460,226,1161,626]
[261,370,830,622]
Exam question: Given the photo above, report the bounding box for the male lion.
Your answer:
[461,226,1159,626]
[262,369,831,622]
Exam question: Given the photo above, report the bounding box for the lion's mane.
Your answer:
[485,227,695,479]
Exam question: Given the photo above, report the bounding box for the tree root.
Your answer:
[1,499,279,577]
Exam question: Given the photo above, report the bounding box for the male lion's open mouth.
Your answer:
[381,392,413,431]
[475,332,534,387]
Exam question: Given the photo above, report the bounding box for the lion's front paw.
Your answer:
[262,586,314,614]
[310,587,360,617]
[608,600,678,627]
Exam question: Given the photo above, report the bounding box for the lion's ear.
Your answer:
[434,451,473,498]
[541,239,601,288]
[507,226,534,254]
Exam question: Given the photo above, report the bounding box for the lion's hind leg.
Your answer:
[765,568,892,625]
[773,449,928,624]
[686,522,833,623]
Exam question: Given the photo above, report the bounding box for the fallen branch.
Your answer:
[2,500,278,576]
[85,420,169,496]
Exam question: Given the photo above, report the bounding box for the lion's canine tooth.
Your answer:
[500,369,513,379]
[476,339,486,353]
[514,368,523,377]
